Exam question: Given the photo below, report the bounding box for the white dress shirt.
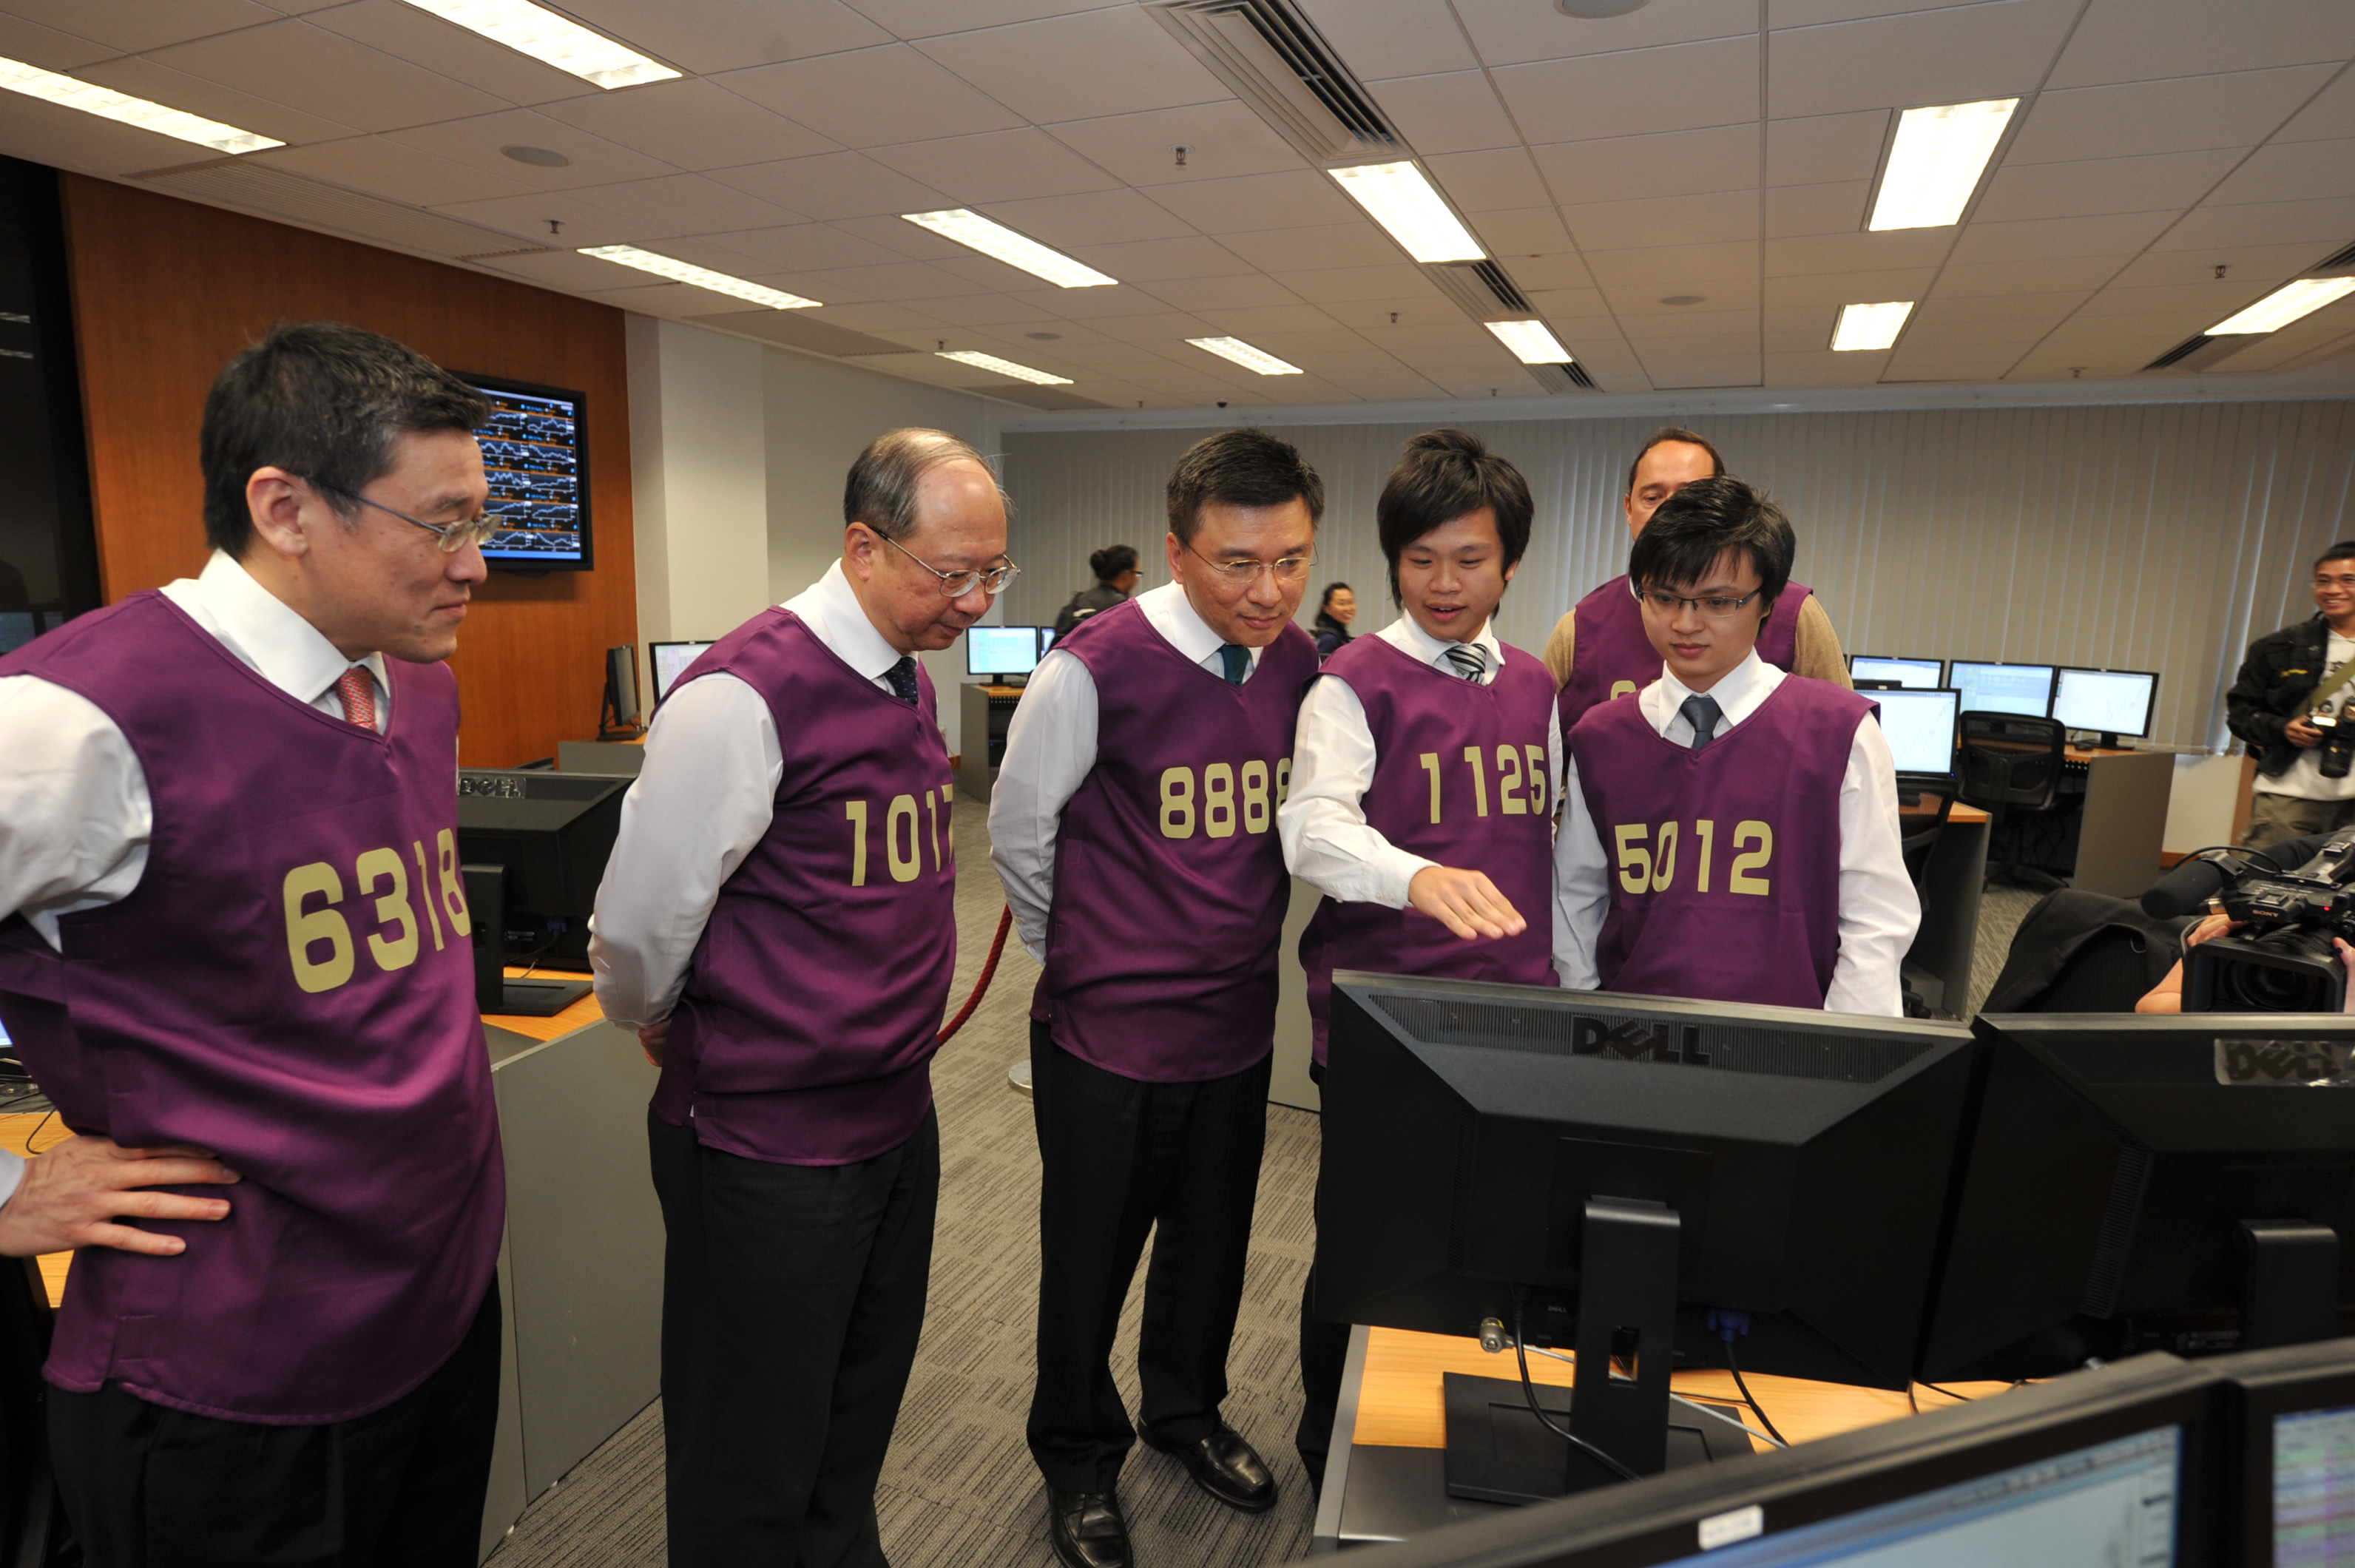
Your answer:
[589,560,913,1031]
[1280,615,1561,909]
[1552,651,1919,1016]
[990,581,1262,962]
[0,550,392,1206]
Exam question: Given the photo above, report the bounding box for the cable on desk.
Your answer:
[1920,1381,1979,1402]
[1721,1332,1788,1449]
[1513,1303,1638,1484]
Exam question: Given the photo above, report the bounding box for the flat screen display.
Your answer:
[967,626,1041,677]
[2051,669,2158,739]
[649,641,714,702]
[2275,1403,2355,1567]
[1875,689,1960,777]
[1951,661,2055,719]
[465,376,589,570]
[1851,655,1945,689]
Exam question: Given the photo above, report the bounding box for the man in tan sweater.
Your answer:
[1547,428,1848,731]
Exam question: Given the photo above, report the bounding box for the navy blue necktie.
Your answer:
[1680,695,1723,749]
[885,657,919,703]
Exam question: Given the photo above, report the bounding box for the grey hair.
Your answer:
[843,428,1003,541]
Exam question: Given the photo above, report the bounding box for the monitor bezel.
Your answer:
[2215,1339,2355,1568]
[457,371,592,574]
[1874,685,1962,782]
[1947,659,2058,720]
[2051,666,2161,741]
[1848,654,1948,689]
[647,639,715,703]
[967,624,1046,678]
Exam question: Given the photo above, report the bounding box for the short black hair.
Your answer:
[2317,542,2355,570]
[1166,428,1323,544]
[200,321,489,559]
[1376,428,1533,603]
[1089,544,1139,583]
[845,428,1001,541]
[1318,581,1351,612]
[1624,425,1726,498]
[1628,476,1794,614]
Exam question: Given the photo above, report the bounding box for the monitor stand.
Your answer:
[1444,1197,1754,1505]
[2239,1220,2341,1350]
[464,864,592,1018]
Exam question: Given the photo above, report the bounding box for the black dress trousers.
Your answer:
[1026,1021,1271,1494]
[649,1104,939,1568]
[47,1277,502,1568]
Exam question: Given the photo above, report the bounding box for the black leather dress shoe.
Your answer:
[1143,1422,1278,1513]
[1047,1487,1132,1568]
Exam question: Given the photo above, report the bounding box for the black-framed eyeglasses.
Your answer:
[874,529,1019,598]
[1630,581,1765,621]
[311,479,500,554]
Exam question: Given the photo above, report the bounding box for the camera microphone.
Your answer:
[2142,854,2233,920]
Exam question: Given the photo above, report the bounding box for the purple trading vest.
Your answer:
[1558,573,1814,733]
[1299,635,1559,1063]
[0,595,502,1425]
[652,609,956,1165]
[1035,598,1317,1082]
[1570,676,1877,1009]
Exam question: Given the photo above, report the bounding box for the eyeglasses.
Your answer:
[1632,581,1766,620]
[1185,541,1314,584]
[876,529,1019,598]
[311,480,501,554]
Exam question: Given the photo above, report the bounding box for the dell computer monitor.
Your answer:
[1950,660,2055,718]
[1873,689,1960,780]
[967,625,1042,679]
[649,640,714,702]
[456,770,629,973]
[1919,1014,2355,1385]
[1319,976,1979,1397]
[1849,656,1945,689]
[2052,667,2160,743]
[2211,1337,2355,1568]
[462,375,589,571]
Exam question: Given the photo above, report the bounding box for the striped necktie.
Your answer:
[1444,644,1487,682]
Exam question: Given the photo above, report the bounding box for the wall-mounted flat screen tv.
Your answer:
[462,374,589,572]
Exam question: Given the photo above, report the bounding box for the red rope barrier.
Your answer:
[937,904,1013,1044]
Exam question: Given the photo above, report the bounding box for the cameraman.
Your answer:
[2228,542,2355,850]
[2135,831,2345,1012]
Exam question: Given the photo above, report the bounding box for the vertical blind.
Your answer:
[999,400,2355,751]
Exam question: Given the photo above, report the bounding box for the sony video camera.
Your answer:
[2144,829,2355,1011]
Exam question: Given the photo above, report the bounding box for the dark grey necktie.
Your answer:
[1220,643,1249,685]
[1680,694,1723,750]
[884,656,919,703]
[1444,644,1486,682]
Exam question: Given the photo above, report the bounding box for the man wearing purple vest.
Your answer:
[590,429,1007,1567]
[1545,428,1851,734]
[991,430,1322,1568]
[0,321,507,1565]
[1280,428,1560,1491]
[1555,477,1917,1015]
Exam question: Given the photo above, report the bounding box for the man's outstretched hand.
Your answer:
[1408,866,1527,942]
[0,1137,239,1258]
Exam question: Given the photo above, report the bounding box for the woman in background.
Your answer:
[1313,581,1356,660]
[1052,544,1140,638]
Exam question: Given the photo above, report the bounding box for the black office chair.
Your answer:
[1,1254,70,1566]
[1896,778,1958,889]
[1957,711,2069,891]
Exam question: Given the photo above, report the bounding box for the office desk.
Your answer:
[959,683,1024,805]
[1313,1326,2008,1552]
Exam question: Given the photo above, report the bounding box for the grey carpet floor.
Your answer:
[491,822,2051,1567]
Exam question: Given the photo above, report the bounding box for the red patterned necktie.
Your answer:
[334,666,378,731]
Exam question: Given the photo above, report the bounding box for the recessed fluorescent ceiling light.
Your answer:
[938,350,1072,385]
[399,1,678,88]
[0,57,281,155]
[578,246,819,309]
[1868,98,2018,231]
[2209,276,2355,335]
[1484,319,1572,365]
[1831,300,1914,351]
[1328,161,1486,264]
[901,210,1115,288]
[1189,337,1302,375]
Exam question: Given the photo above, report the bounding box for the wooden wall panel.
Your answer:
[59,174,635,769]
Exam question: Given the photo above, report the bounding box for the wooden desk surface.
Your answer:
[1947,803,1990,825]
[1,1110,78,1308]
[1355,1326,2008,1452]
[484,967,607,1042]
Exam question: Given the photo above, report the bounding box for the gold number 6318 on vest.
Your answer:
[282,830,473,995]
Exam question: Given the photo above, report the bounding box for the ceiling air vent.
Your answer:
[1152,0,1396,163]
[1524,362,1598,394]
[1469,261,1531,313]
[2314,239,2355,274]
[2142,333,2251,374]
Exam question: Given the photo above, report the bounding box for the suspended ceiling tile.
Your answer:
[914,8,1228,124]
[2047,0,2355,89]
[1145,169,1359,234]
[1946,209,2178,266]
[68,53,362,147]
[1064,234,1257,282]
[1194,303,1347,338]
[1530,124,1760,206]
[793,300,945,332]
[0,93,223,175]
[1453,0,1758,67]
[1615,304,1761,337]
[2007,67,2336,166]
[1318,305,1490,337]
[1910,288,2092,324]
[303,0,599,107]
[1294,0,1480,81]
[1018,283,1212,320]
[1424,148,1553,215]
[1765,228,1953,276]
[1362,72,1522,157]
[2155,196,2355,255]
[717,45,1026,149]
[251,135,538,208]
[985,187,1201,247]
[471,249,641,292]
[560,0,893,75]
[1496,37,1760,143]
[1041,102,1305,188]
[797,258,1001,300]
[2277,67,2355,143]
[868,128,1126,205]
[911,290,1084,328]
[430,189,670,247]
[1765,180,1870,239]
[145,19,511,133]
[1141,273,1305,312]
[1764,110,1890,186]
[2075,280,2260,320]
[1767,0,2080,120]
[649,232,814,277]
[826,212,971,260]
[1760,348,1886,386]
[1584,240,1759,286]
[2107,243,2342,289]
[1507,254,1599,292]
[1891,318,2047,348]
[1013,308,1209,342]
[542,80,840,172]
[839,0,1130,41]
[0,0,276,53]
[1882,345,2029,381]
[1760,267,1936,306]
[692,220,910,271]
[387,109,678,190]
[1930,256,2131,297]
[1470,206,1575,254]
[1601,277,1761,314]
[1561,190,1761,252]
[1762,327,1834,353]
[2205,138,2355,208]
[565,172,804,232]
[1217,222,1399,272]
[1973,149,2246,224]
[704,151,950,220]
[1643,351,1762,388]
[1769,0,2008,26]
[1264,263,1436,303]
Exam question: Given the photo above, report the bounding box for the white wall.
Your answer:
[627,315,1000,756]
